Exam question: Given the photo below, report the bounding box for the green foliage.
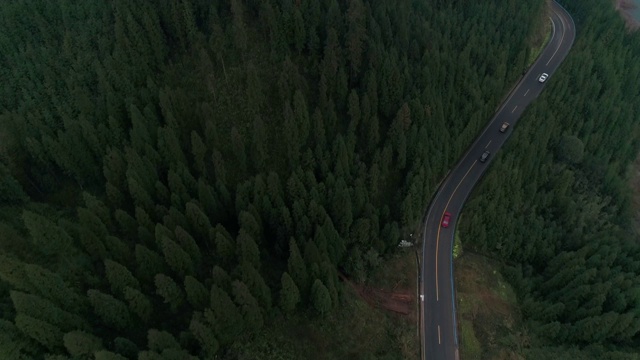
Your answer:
[279,272,300,313]
[231,280,264,332]
[146,329,180,353]
[63,330,103,356]
[104,259,140,296]
[183,275,208,310]
[287,238,309,299]
[557,134,585,164]
[123,287,153,323]
[154,274,184,312]
[15,314,63,352]
[2,0,637,357]
[189,312,219,357]
[310,279,332,316]
[10,291,86,332]
[208,285,244,346]
[87,289,132,331]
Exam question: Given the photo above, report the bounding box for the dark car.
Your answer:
[441,212,452,228]
[499,122,510,133]
[480,150,490,163]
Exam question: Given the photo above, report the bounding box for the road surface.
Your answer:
[419,2,575,359]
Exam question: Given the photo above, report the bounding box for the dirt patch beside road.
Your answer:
[340,272,414,315]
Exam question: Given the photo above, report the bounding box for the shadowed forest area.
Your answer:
[0,0,638,359]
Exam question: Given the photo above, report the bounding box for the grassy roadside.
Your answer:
[527,11,554,67]
[232,251,419,360]
[454,240,525,359]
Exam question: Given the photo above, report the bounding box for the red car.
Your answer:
[441,212,452,228]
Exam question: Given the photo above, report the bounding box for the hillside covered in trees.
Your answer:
[460,0,640,358]
[0,0,637,359]
[0,0,545,357]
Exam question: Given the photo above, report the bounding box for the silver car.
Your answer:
[480,151,490,163]
[538,73,549,83]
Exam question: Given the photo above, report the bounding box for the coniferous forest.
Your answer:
[0,0,639,359]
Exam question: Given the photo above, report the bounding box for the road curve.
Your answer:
[419,2,575,359]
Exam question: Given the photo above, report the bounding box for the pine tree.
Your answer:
[10,289,87,330]
[231,280,264,332]
[0,255,34,293]
[211,148,227,185]
[237,262,272,310]
[15,314,63,352]
[279,272,300,314]
[293,89,310,147]
[236,229,261,269]
[185,201,211,241]
[197,178,222,223]
[174,226,202,268]
[287,238,309,299]
[251,116,269,172]
[78,225,109,262]
[154,274,185,312]
[231,127,247,173]
[63,330,103,356]
[346,0,366,78]
[23,263,85,313]
[331,179,353,236]
[104,259,140,296]
[113,337,138,359]
[310,279,332,316]
[283,102,300,167]
[167,169,190,208]
[230,0,248,52]
[207,285,244,345]
[87,289,132,331]
[211,266,232,292]
[215,228,236,269]
[157,126,186,168]
[190,131,207,175]
[115,209,138,239]
[184,275,209,310]
[22,211,74,258]
[238,211,261,243]
[189,312,219,356]
[147,329,180,352]
[0,162,28,204]
[293,8,306,54]
[161,236,195,277]
[123,287,153,323]
[135,244,166,283]
[246,62,266,118]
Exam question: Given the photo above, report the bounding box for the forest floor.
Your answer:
[614,0,640,30]
[455,251,527,359]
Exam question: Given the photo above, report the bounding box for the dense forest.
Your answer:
[0,0,637,359]
[0,0,545,358]
[460,0,640,358]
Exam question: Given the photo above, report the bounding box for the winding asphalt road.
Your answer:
[419,2,575,359]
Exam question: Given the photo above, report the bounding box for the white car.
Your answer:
[538,73,549,83]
